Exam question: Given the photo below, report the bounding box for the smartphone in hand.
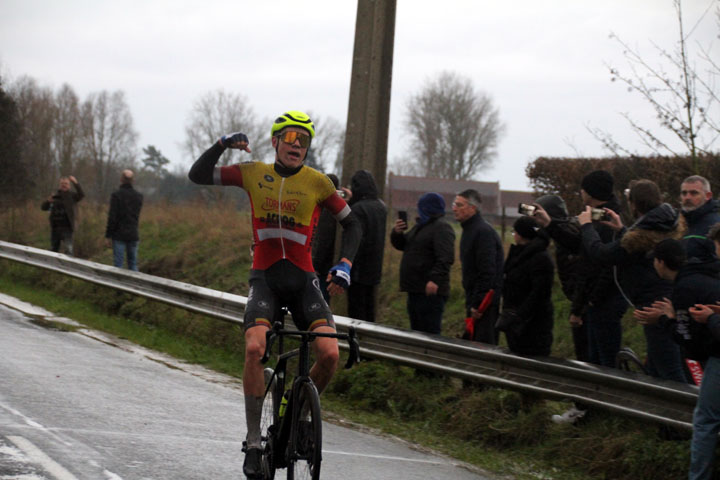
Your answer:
[398,210,408,223]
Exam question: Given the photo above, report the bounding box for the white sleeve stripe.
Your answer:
[213,167,222,185]
[334,204,351,221]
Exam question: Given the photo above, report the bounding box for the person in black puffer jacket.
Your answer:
[497,215,555,356]
[346,170,387,323]
[390,192,455,335]
[580,179,688,383]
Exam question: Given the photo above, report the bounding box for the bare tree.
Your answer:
[53,84,82,177]
[402,71,505,180]
[304,112,345,174]
[9,76,56,197]
[79,90,139,199]
[182,90,271,165]
[387,154,422,177]
[589,0,719,172]
[0,75,28,208]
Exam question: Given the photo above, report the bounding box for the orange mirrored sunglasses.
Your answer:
[277,130,311,148]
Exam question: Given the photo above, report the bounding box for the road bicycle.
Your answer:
[256,319,360,479]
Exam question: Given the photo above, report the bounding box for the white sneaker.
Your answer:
[551,406,586,424]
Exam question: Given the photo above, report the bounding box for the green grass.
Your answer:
[0,202,707,479]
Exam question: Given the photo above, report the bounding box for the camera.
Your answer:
[336,189,346,199]
[518,203,536,216]
[591,208,608,221]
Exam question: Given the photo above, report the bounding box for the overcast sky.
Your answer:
[1,0,717,190]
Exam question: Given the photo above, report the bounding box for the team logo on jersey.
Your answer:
[264,175,274,183]
[262,197,300,213]
[309,302,322,312]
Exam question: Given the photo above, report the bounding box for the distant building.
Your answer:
[499,189,536,219]
[386,173,534,224]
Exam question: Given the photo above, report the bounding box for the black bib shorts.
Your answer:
[244,259,335,332]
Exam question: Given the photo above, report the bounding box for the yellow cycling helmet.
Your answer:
[270,111,315,139]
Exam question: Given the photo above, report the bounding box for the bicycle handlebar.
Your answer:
[261,321,361,368]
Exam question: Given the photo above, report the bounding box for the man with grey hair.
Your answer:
[105,169,143,271]
[452,189,503,344]
[680,175,720,263]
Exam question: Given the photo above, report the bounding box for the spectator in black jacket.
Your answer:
[680,175,720,263]
[533,195,587,361]
[546,171,628,425]
[312,173,341,302]
[346,170,387,323]
[41,175,84,255]
[390,192,455,334]
[497,216,554,356]
[575,170,628,368]
[580,179,688,383]
[105,170,144,271]
[638,236,720,479]
[452,189,503,344]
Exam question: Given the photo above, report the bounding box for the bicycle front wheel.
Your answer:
[287,381,322,480]
[261,367,281,479]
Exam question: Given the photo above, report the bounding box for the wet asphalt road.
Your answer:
[0,297,492,480]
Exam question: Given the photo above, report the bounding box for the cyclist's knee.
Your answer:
[244,325,269,363]
[315,339,339,370]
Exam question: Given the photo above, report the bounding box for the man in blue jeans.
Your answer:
[105,170,144,271]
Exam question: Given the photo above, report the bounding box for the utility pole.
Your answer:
[341,0,396,198]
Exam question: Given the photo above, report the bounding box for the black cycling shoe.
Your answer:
[243,447,263,479]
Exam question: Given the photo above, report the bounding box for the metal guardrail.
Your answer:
[0,240,699,430]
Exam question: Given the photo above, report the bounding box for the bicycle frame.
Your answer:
[260,320,359,479]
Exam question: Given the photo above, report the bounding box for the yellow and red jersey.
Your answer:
[218,162,350,272]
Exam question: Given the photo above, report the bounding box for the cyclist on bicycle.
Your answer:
[188,111,360,479]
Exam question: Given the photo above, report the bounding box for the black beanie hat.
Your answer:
[513,216,540,240]
[581,170,614,201]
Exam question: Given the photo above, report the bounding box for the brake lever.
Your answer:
[344,327,361,369]
[262,323,280,364]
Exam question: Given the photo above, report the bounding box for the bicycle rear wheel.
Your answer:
[287,381,322,480]
[261,367,281,479]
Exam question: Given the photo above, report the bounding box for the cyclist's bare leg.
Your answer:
[309,326,339,394]
[244,324,269,448]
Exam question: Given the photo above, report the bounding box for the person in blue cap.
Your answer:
[390,192,455,334]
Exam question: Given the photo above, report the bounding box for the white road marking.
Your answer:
[7,436,78,480]
[323,449,450,465]
[0,404,72,448]
[103,469,124,479]
[0,405,46,432]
